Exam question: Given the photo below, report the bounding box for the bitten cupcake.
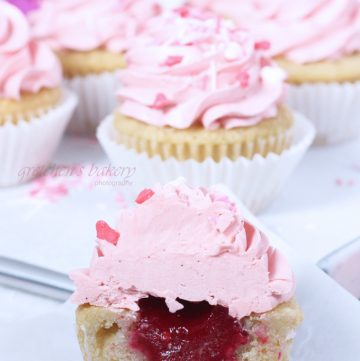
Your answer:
[71,182,303,361]
[191,0,360,144]
[0,2,77,186]
[97,7,315,212]
[29,0,161,136]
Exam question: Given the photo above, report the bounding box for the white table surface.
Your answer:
[260,138,360,263]
[1,136,360,324]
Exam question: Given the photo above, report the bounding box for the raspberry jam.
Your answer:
[129,297,249,361]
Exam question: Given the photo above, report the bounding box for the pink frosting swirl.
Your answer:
[117,7,286,130]
[0,2,61,100]
[71,183,295,319]
[191,0,360,63]
[29,0,162,53]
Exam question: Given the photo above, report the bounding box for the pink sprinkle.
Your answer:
[97,247,104,257]
[136,189,154,204]
[175,6,190,17]
[238,72,250,88]
[96,220,120,245]
[278,352,282,360]
[162,55,183,67]
[260,57,271,67]
[335,178,355,187]
[255,40,271,50]
[152,3,162,16]
[336,178,343,186]
[29,177,69,202]
[152,93,172,109]
[52,184,67,196]
[29,188,40,197]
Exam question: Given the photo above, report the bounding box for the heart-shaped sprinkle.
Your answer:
[96,220,120,245]
[136,189,155,204]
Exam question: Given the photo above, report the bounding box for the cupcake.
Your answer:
[29,0,162,136]
[97,7,315,213]
[191,0,360,144]
[0,2,77,186]
[71,182,303,361]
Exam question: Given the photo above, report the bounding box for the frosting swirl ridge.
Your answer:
[29,0,162,53]
[71,183,295,319]
[117,7,286,130]
[0,2,61,100]
[191,0,360,63]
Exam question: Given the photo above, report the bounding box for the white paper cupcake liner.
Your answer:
[0,89,77,187]
[65,71,119,136]
[286,81,360,145]
[97,112,315,213]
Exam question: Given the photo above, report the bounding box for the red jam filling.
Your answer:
[130,297,249,361]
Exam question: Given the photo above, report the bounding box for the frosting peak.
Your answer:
[0,2,29,52]
[6,0,40,15]
[118,7,286,130]
[191,0,360,63]
[0,2,61,100]
[71,182,295,319]
[29,0,162,53]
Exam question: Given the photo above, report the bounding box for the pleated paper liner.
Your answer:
[286,81,360,145]
[113,106,294,162]
[276,53,360,84]
[0,89,77,186]
[0,88,61,125]
[58,50,126,137]
[97,112,315,213]
[57,49,126,78]
[64,72,120,136]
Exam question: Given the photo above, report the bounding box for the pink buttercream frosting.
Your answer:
[117,7,286,130]
[28,0,162,53]
[70,183,295,319]
[0,2,61,100]
[191,0,360,63]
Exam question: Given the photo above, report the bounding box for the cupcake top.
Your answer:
[28,0,162,53]
[71,182,295,319]
[0,2,61,100]
[191,0,360,64]
[118,7,286,130]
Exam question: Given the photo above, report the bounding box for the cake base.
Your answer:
[57,49,126,78]
[276,52,360,84]
[113,106,294,162]
[76,299,302,361]
[0,88,61,125]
